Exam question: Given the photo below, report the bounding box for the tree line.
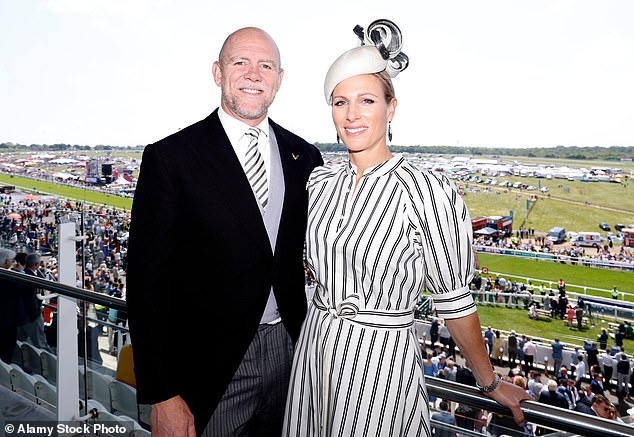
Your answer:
[2,141,633,161]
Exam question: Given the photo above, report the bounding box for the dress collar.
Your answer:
[346,155,404,178]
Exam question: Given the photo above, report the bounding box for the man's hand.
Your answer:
[151,396,196,437]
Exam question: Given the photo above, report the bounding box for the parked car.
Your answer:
[614,223,626,231]
[599,222,611,231]
[547,227,566,243]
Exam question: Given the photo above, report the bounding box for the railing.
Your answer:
[475,244,634,273]
[3,268,634,436]
[427,377,634,437]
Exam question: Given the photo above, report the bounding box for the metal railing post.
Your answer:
[56,222,80,422]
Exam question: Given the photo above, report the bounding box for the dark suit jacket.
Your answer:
[125,110,323,433]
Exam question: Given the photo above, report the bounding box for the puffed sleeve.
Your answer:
[407,170,476,319]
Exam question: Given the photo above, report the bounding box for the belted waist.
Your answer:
[313,299,414,330]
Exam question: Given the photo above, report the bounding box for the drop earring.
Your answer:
[388,122,393,143]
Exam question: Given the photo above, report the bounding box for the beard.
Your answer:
[221,88,275,121]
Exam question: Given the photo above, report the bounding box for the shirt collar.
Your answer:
[218,106,270,147]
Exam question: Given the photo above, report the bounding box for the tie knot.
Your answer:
[245,127,260,143]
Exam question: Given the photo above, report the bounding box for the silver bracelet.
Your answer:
[476,373,500,393]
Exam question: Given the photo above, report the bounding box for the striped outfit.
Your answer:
[283,156,476,437]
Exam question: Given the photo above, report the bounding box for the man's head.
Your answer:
[213,27,283,126]
[0,247,16,269]
[14,252,27,269]
[25,253,41,270]
[591,394,614,419]
[439,401,449,412]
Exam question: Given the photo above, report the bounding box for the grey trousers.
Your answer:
[17,316,52,352]
[203,322,294,437]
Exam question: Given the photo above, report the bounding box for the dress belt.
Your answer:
[312,299,414,330]
[312,296,415,434]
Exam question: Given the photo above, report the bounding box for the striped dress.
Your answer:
[283,156,477,437]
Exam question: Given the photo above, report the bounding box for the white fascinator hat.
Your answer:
[324,19,409,104]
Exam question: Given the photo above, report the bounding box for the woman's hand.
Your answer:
[485,379,533,426]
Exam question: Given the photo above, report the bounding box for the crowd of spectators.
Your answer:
[474,232,634,266]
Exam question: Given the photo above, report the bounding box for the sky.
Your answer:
[1,0,633,149]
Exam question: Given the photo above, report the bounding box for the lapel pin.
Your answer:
[292,153,300,160]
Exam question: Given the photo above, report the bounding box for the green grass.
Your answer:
[478,253,633,298]
[0,173,132,210]
[475,305,634,352]
[460,179,634,233]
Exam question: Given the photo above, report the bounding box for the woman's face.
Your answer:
[331,74,396,156]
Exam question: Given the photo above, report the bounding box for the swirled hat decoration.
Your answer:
[324,19,409,103]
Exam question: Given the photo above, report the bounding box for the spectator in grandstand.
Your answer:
[16,252,52,352]
[423,351,439,407]
[538,379,568,409]
[581,391,619,422]
[586,342,600,369]
[438,320,451,352]
[616,353,631,396]
[443,359,457,382]
[574,354,586,389]
[125,26,323,436]
[0,247,25,362]
[564,379,579,409]
[589,372,605,396]
[431,401,456,437]
[454,403,477,436]
[551,338,564,376]
[507,330,518,366]
[491,330,504,366]
[526,371,544,399]
[483,326,494,356]
[601,352,614,392]
[522,337,536,375]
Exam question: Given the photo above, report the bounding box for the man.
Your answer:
[616,353,631,396]
[551,338,564,376]
[538,379,568,409]
[16,253,51,352]
[0,248,23,362]
[575,354,586,390]
[589,372,605,396]
[126,27,322,436]
[575,393,615,420]
[507,330,518,366]
[522,337,536,375]
[430,401,456,437]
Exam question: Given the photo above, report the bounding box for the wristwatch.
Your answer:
[476,373,500,393]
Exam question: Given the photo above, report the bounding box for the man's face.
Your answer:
[594,402,613,419]
[213,28,283,125]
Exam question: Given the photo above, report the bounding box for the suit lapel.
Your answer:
[190,111,272,255]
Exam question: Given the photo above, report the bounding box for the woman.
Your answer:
[423,351,439,407]
[283,31,530,437]
[491,330,504,366]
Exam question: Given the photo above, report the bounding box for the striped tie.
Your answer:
[244,127,268,208]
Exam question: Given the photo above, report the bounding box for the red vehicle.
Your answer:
[485,215,513,238]
[471,216,487,232]
[623,228,634,247]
